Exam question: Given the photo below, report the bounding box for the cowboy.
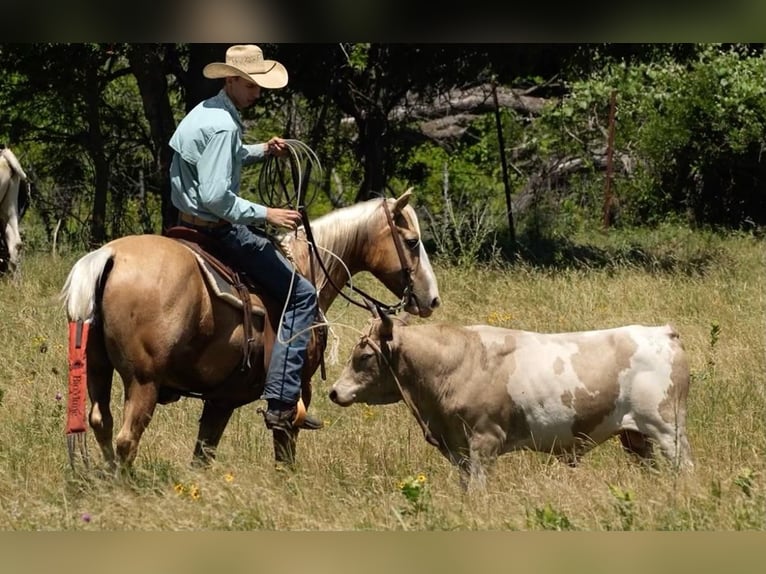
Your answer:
[169,44,322,432]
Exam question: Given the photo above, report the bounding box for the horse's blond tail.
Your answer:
[60,247,114,321]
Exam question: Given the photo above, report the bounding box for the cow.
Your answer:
[329,311,693,489]
[0,146,29,275]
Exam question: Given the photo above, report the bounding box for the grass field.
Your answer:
[0,228,764,531]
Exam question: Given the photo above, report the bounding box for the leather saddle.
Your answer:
[163,225,327,376]
[165,225,264,371]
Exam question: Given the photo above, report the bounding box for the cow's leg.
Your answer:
[652,426,694,470]
[114,378,158,467]
[618,430,655,466]
[466,433,501,491]
[86,324,117,470]
[193,400,235,467]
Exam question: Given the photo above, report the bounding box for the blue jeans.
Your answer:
[197,223,317,405]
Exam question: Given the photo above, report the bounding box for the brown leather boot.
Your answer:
[260,404,324,431]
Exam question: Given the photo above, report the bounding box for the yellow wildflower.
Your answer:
[223,472,234,483]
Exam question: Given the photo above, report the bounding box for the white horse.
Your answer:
[0,147,29,275]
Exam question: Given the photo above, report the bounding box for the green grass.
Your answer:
[0,229,764,530]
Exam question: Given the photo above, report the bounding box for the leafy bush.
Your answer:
[533,45,766,230]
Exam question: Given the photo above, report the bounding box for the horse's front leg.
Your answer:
[272,373,316,465]
[273,428,299,466]
[193,400,235,467]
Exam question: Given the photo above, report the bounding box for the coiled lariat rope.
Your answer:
[257,140,329,350]
[259,140,413,356]
[257,138,322,210]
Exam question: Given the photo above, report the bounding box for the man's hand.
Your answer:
[266,207,302,231]
[266,136,289,158]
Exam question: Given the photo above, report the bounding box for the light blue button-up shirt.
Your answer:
[169,89,269,225]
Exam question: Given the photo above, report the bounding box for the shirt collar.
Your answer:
[214,88,244,131]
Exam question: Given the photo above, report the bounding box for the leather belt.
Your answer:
[179,213,229,229]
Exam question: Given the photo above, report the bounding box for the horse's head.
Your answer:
[294,188,441,318]
[369,189,441,318]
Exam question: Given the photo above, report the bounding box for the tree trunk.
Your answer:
[356,109,388,201]
[128,44,179,231]
[185,44,225,111]
[85,66,108,247]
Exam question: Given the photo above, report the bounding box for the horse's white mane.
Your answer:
[277,198,382,255]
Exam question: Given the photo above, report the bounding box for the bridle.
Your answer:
[261,142,415,314]
[299,198,415,315]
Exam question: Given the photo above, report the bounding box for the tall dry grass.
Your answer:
[0,230,763,531]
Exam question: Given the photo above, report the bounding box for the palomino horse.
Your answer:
[60,190,441,471]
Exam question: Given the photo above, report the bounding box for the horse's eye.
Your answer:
[405,237,420,250]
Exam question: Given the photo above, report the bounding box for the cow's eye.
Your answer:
[356,350,375,363]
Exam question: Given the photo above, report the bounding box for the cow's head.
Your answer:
[329,311,408,407]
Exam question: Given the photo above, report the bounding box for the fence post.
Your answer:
[603,89,617,228]
[492,79,516,247]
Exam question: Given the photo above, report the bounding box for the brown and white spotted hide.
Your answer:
[330,314,693,489]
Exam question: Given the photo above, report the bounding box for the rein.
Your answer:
[299,199,413,315]
[262,141,412,314]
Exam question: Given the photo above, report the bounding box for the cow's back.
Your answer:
[464,323,689,454]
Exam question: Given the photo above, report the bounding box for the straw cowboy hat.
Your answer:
[203,44,288,89]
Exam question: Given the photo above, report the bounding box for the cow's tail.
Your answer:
[60,246,114,468]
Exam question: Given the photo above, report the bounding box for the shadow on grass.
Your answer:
[500,231,726,276]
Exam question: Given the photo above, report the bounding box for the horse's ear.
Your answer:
[392,187,413,213]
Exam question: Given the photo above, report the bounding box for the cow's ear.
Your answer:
[378,310,394,341]
[397,312,411,326]
[392,187,413,214]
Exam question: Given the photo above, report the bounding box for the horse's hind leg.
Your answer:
[114,377,158,467]
[193,400,235,467]
[86,323,116,469]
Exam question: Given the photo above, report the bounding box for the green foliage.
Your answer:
[734,468,756,498]
[397,473,430,515]
[398,113,519,263]
[4,43,766,261]
[527,503,575,531]
[534,44,766,230]
[608,484,636,530]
